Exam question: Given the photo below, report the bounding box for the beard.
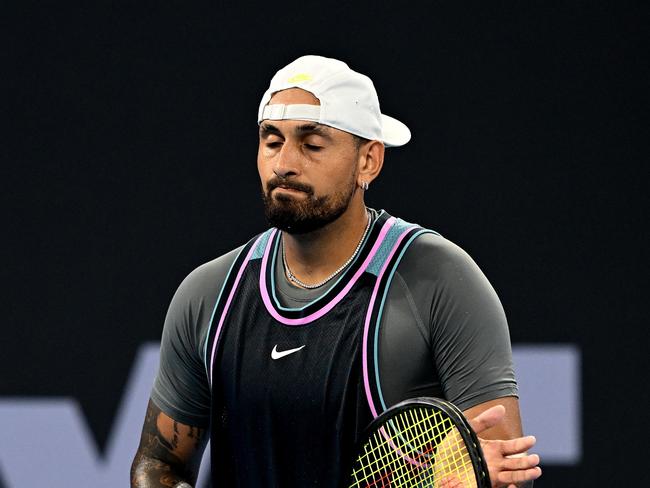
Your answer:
[261,174,357,234]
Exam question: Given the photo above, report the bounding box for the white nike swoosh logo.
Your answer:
[271,344,306,360]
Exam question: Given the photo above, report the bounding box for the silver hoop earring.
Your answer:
[360,181,369,191]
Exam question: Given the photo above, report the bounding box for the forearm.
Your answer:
[130,453,194,487]
[131,400,206,488]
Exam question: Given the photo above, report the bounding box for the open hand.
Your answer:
[469,405,542,488]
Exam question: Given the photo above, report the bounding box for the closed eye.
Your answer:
[304,144,322,151]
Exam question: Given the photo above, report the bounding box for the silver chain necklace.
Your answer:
[282,210,372,289]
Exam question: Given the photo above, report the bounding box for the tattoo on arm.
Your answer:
[130,400,206,487]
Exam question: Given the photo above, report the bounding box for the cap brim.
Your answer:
[381,114,411,147]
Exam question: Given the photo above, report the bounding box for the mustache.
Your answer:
[266,177,314,195]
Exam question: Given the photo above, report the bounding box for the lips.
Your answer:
[276,185,304,192]
[266,176,314,196]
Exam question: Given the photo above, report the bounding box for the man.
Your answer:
[131,55,542,488]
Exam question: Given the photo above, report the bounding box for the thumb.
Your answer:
[468,405,506,435]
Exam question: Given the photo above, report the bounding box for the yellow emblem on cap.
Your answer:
[287,73,312,83]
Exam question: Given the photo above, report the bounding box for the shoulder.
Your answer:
[406,230,471,261]
[175,245,246,301]
[390,223,505,329]
[163,243,248,350]
[396,229,486,286]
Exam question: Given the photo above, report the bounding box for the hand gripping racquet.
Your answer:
[345,397,491,488]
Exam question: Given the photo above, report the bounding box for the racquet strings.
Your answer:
[349,406,478,488]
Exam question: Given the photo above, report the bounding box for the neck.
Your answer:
[282,203,370,287]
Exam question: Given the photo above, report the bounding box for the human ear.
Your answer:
[357,140,384,187]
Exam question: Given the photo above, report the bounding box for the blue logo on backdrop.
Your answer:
[0,343,580,487]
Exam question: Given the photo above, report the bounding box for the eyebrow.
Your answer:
[259,122,333,140]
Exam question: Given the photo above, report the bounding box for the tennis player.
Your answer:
[131,55,542,488]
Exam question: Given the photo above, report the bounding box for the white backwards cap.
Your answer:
[258,55,411,147]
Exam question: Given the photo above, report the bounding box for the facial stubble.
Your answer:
[261,172,358,235]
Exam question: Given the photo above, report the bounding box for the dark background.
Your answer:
[3,2,647,486]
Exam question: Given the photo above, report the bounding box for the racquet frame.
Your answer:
[344,397,491,488]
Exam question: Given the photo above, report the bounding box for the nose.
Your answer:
[273,142,301,179]
[273,166,294,179]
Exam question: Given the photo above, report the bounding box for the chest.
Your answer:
[213,276,372,417]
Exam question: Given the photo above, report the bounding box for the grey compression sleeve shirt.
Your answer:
[151,216,518,427]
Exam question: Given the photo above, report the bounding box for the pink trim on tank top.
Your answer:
[208,233,265,386]
[362,226,415,418]
[258,217,397,326]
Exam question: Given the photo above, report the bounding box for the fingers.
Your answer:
[501,453,540,471]
[468,405,506,434]
[468,406,542,487]
[499,436,537,456]
[496,466,542,485]
[480,437,541,487]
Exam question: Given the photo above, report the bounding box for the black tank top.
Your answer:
[204,211,434,487]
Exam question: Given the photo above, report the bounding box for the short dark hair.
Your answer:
[352,134,370,149]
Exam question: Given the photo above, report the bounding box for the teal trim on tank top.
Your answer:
[366,218,418,277]
[251,228,274,261]
[372,229,440,412]
[202,242,251,374]
[269,210,385,312]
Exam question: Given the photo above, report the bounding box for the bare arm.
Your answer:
[463,396,523,440]
[130,399,208,488]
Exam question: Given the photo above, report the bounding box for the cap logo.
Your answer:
[287,73,312,83]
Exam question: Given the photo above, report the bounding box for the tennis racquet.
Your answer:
[345,397,491,488]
